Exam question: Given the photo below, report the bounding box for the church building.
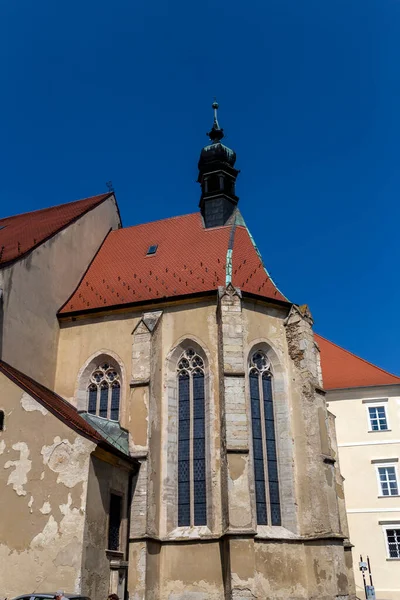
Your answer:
[0,104,355,600]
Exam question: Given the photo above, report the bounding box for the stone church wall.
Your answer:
[0,194,120,389]
[55,292,354,599]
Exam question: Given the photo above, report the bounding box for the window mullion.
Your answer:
[259,371,270,524]
[107,384,111,419]
[189,371,194,527]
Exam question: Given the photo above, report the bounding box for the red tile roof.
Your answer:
[0,359,133,460]
[59,211,288,315]
[0,193,114,267]
[316,334,400,390]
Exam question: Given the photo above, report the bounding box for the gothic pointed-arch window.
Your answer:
[177,348,206,527]
[86,362,121,421]
[249,350,281,526]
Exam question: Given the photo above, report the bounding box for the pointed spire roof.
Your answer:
[316,334,400,390]
[207,100,224,143]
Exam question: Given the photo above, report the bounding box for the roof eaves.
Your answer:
[316,334,400,383]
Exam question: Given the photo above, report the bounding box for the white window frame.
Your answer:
[374,461,400,497]
[364,400,390,432]
[382,523,400,559]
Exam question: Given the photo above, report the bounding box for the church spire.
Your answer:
[198,101,240,228]
[207,100,224,143]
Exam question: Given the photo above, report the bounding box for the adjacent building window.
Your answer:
[378,466,399,496]
[177,348,206,527]
[87,362,121,421]
[249,350,281,526]
[368,406,388,431]
[385,528,400,558]
[108,493,122,551]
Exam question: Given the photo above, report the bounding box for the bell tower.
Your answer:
[198,101,240,228]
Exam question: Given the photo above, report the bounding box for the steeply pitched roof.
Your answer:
[0,193,114,268]
[59,211,288,315]
[316,334,400,390]
[0,359,135,462]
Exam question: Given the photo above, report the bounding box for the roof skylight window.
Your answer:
[147,244,158,256]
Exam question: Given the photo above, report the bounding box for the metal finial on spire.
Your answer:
[207,99,224,143]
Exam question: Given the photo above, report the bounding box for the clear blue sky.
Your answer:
[1,0,399,374]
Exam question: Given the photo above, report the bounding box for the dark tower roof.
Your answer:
[198,101,237,170]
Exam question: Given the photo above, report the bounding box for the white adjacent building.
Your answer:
[318,334,400,600]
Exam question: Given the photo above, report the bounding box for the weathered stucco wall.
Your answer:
[0,195,120,388]
[55,293,354,599]
[82,453,132,600]
[0,373,95,598]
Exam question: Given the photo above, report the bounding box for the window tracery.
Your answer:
[249,350,281,526]
[177,348,206,527]
[87,362,121,421]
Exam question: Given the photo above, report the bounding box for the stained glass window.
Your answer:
[177,348,206,527]
[86,362,121,421]
[249,350,281,526]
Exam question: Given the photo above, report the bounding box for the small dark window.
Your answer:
[108,493,122,551]
[0,410,4,431]
[147,244,158,255]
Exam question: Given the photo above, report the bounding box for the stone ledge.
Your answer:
[224,371,246,377]
[227,447,250,454]
[130,378,150,388]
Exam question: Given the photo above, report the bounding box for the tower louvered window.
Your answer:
[177,348,206,527]
[87,362,121,421]
[249,350,281,526]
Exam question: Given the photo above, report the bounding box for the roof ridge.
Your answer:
[236,210,290,302]
[115,211,200,232]
[315,333,400,381]
[0,192,112,223]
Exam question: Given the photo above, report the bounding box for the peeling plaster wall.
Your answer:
[0,195,120,388]
[81,453,132,600]
[0,373,95,598]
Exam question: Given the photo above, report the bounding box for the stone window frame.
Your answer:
[76,350,127,424]
[248,348,281,526]
[245,339,298,534]
[163,337,215,537]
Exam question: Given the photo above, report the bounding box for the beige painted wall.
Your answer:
[0,195,120,388]
[0,373,95,598]
[328,387,400,600]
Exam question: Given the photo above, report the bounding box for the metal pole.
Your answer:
[367,555,374,588]
[360,554,367,600]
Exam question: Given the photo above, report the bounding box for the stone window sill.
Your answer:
[166,525,214,540]
[378,495,400,498]
[386,557,400,561]
[368,429,391,433]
